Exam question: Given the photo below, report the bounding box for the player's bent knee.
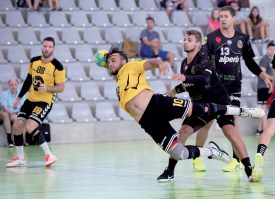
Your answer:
[170,144,189,160]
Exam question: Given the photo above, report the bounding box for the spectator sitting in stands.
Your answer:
[140,16,175,68]
[240,6,269,41]
[48,0,61,11]
[1,78,26,147]
[207,8,221,33]
[26,0,41,10]
[160,0,189,17]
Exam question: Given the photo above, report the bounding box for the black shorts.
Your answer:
[268,99,275,119]
[139,94,191,152]
[257,88,271,104]
[18,99,52,124]
[182,96,234,131]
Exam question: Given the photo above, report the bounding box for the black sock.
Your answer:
[14,134,24,146]
[257,144,267,156]
[208,103,227,115]
[7,134,13,144]
[167,158,178,172]
[241,157,252,177]
[232,151,239,162]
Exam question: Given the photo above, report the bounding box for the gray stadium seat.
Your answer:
[57,83,82,101]
[167,27,184,43]
[196,0,213,10]
[66,63,89,81]
[0,51,7,64]
[190,10,210,26]
[0,65,17,83]
[7,46,29,63]
[0,29,17,45]
[0,0,15,10]
[89,63,113,80]
[187,0,197,11]
[5,11,27,27]
[99,0,119,11]
[151,11,172,27]
[145,70,157,80]
[132,11,148,27]
[72,102,97,122]
[30,45,42,58]
[103,81,118,100]
[95,101,120,121]
[125,27,143,43]
[104,28,124,44]
[162,43,182,60]
[19,64,29,80]
[70,12,92,27]
[54,45,76,63]
[119,0,140,11]
[17,29,40,45]
[78,0,99,11]
[48,103,73,123]
[40,28,63,44]
[59,0,79,11]
[80,82,105,101]
[49,12,71,27]
[111,12,133,27]
[118,107,134,121]
[171,11,192,27]
[0,16,6,27]
[139,0,158,11]
[241,59,256,78]
[83,27,105,44]
[27,12,49,27]
[148,80,167,94]
[74,45,94,62]
[91,11,113,27]
[62,28,84,44]
[241,78,257,97]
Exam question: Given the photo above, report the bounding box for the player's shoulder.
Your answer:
[51,58,64,71]
[235,31,249,40]
[30,56,41,63]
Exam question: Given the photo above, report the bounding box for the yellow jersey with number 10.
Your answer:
[115,60,153,112]
[27,56,66,104]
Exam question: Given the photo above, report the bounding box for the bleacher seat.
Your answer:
[0,29,17,45]
[0,0,15,10]
[99,0,119,11]
[162,43,182,60]
[139,0,158,11]
[57,83,82,101]
[80,82,105,101]
[91,12,113,27]
[167,27,184,44]
[0,51,7,64]
[19,64,29,80]
[54,45,76,63]
[145,70,157,80]
[95,101,120,121]
[187,0,197,11]
[62,28,84,44]
[148,80,167,94]
[171,11,192,27]
[48,103,73,123]
[132,11,148,26]
[241,59,256,78]
[72,102,97,122]
[0,65,17,83]
[196,0,213,11]
[30,45,42,58]
[40,28,63,44]
[78,0,99,11]
[190,10,210,26]
[49,12,71,27]
[70,12,92,27]
[89,63,113,80]
[7,46,29,63]
[74,45,94,62]
[241,78,257,96]
[83,27,105,44]
[125,27,143,43]
[119,0,140,11]
[27,12,49,27]
[118,107,134,121]
[5,11,27,27]
[103,81,118,100]
[17,29,40,45]
[151,11,172,27]
[66,63,90,81]
[104,28,124,44]
[111,12,133,27]
[59,0,79,11]
[0,16,6,27]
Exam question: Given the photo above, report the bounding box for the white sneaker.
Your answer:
[6,157,26,168]
[45,154,58,167]
[207,141,231,164]
[239,108,265,118]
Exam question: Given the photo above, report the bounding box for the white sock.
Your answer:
[40,142,52,155]
[225,106,240,115]
[15,146,24,159]
[198,147,212,157]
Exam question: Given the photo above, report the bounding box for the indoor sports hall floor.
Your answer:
[0,136,274,199]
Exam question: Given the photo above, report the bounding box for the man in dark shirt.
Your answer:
[157,30,261,182]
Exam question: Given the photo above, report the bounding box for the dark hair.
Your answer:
[43,37,55,47]
[146,16,155,23]
[249,6,262,25]
[185,30,202,43]
[220,6,236,17]
[267,41,275,48]
[106,47,128,63]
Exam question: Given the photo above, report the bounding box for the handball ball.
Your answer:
[95,50,108,67]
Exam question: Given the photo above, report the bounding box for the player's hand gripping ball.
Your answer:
[95,50,108,67]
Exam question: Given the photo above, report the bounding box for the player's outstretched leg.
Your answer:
[206,141,231,163]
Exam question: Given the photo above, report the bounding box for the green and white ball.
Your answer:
[95,50,108,67]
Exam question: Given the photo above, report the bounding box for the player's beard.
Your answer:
[109,64,122,76]
[42,50,53,59]
[184,46,196,53]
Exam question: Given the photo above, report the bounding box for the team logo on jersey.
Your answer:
[237,40,243,48]
[215,37,221,43]
[227,40,232,45]
[191,66,196,74]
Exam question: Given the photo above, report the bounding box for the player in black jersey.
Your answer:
[157,30,260,182]
[252,55,275,181]
[192,6,273,173]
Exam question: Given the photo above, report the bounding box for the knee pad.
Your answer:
[185,145,200,159]
[191,103,207,117]
[170,144,189,160]
[29,127,46,145]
